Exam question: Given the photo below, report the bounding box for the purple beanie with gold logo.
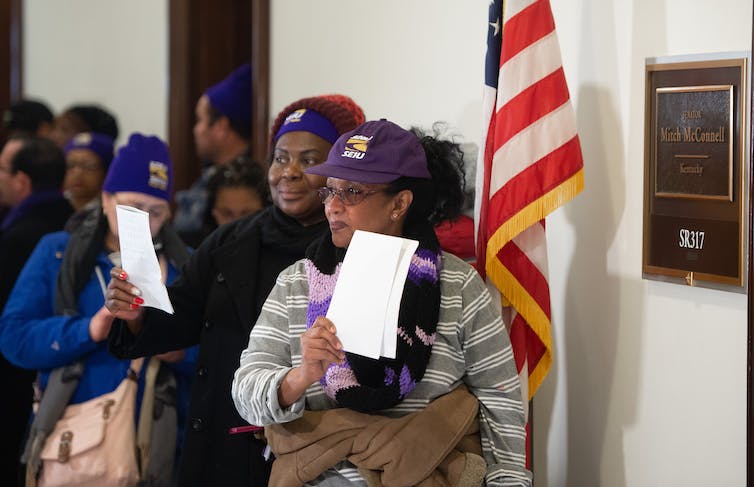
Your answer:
[102,133,173,201]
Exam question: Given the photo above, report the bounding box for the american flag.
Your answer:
[475,0,584,464]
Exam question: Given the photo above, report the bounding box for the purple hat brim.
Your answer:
[305,162,400,184]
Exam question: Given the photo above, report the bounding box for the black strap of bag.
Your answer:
[24,359,144,486]
[21,361,84,482]
[138,361,178,486]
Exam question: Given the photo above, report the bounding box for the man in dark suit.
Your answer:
[0,136,73,485]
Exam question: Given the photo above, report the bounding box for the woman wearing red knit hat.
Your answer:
[105,95,365,487]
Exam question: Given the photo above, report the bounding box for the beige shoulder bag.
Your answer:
[33,358,144,487]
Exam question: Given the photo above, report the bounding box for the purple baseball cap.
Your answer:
[64,132,115,168]
[305,119,431,184]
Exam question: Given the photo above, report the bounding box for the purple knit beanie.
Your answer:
[102,133,173,201]
[205,63,252,131]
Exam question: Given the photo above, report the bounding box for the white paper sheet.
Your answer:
[116,205,174,314]
[326,230,418,359]
[381,238,418,358]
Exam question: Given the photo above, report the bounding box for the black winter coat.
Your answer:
[108,206,328,487]
[0,193,72,484]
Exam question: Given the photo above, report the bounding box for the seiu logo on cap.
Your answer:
[342,135,372,160]
[283,109,306,125]
[148,161,168,190]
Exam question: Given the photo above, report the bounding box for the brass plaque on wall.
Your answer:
[643,57,748,290]
[655,86,732,200]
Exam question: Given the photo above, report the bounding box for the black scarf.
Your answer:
[259,205,329,256]
[304,222,441,413]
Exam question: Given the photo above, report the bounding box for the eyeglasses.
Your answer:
[317,186,384,206]
[66,160,103,172]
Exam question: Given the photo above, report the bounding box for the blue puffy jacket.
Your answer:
[0,230,197,449]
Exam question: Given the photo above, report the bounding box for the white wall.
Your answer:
[271,1,749,487]
[543,1,748,486]
[23,0,168,146]
[21,1,749,485]
[269,0,488,147]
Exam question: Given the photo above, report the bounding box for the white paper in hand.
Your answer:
[326,230,418,359]
[116,205,174,314]
[381,237,418,358]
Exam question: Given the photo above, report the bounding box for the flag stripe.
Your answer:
[487,167,584,276]
[498,32,563,108]
[490,102,579,195]
[503,0,539,23]
[488,136,584,230]
[495,68,571,148]
[497,240,552,319]
[501,0,555,64]
[525,324,546,373]
[486,254,552,394]
[512,222,549,279]
[509,313,547,378]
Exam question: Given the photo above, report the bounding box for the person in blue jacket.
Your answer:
[0,133,196,486]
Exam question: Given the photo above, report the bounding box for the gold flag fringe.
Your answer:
[485,167,584,398]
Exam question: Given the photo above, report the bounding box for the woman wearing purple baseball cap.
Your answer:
[232,119,532,486]
[62,132,115,211]
[104,95,365,486]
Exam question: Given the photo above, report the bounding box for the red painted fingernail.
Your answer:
[133,297,144,305]
[129,303,140,310]
[119,271,128,280]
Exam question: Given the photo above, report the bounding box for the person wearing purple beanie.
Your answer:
[173,63,255,243]
[0,133,195,486]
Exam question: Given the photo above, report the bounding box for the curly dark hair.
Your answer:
[268,94,365,151]
[206,157,271,209]
[4,99,53,135]
[67,104,119,140]
[383,124,466,226]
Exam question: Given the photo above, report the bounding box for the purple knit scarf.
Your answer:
[304,227,441,412]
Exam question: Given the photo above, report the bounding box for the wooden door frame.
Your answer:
[746,4,754,486]
[250,0,269,164]
[168,0,269,192]
[0,0,23,143]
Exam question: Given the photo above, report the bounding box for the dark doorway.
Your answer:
[0,0,23,145]
[168,0,269,192]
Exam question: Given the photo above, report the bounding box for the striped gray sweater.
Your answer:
[232,251,532,486]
